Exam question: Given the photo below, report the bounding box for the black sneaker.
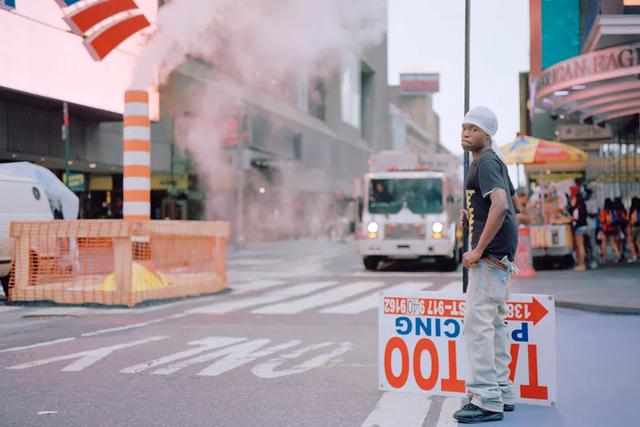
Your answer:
[504,403,515,412]
[453,402,504,423]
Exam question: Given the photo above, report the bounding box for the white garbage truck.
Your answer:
[357,151,462,271]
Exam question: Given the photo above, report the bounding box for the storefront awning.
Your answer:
[534,17,640,125]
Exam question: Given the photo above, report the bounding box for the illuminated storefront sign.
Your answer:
[534,42,640,100]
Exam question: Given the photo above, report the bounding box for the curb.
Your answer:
[556,300,640,315]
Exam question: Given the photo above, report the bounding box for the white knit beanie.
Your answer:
[463,106,507,163]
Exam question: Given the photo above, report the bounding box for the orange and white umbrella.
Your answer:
[500,136,588,169]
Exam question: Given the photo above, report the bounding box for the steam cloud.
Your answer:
[132,0,387,239]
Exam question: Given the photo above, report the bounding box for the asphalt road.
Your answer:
[0,239,637,426]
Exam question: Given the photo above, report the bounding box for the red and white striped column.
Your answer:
[123,90,151,221]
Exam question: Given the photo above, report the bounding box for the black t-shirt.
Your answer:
[572,204,587,228]
[465,149,518,261]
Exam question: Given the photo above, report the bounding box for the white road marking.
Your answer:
[252,281,386,315]
[0,337,76,353]
[352,271,462,278]
[6,336,168,372]
[81,317,170,337]
[188,281,338,314]
[152,338,301,376]
[319,281,434,314]
[438,281,464,293]
[252,342,352,378]
[436,397,462,427]
[361,392,432,427]
[227,258,283,267]
[230,279,288,295]
[197,339,300,377]
[121,337,247,374]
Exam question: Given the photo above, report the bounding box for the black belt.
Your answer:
[482,254,510,272]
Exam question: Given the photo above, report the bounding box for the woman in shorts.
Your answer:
[571,192,588,270]
[627,197,640,263]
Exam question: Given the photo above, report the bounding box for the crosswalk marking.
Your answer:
[188,281,338,314]
[436,397,462,427]
[252,281,385,315]
[351,271,462,278]
[227,258,283,267]
[361,392,432,427]
[0,337,76,354]
[231,279,288,295]
[438,281,463,293]
[319,282,434,314]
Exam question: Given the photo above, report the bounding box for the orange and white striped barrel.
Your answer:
[123,90,151,221]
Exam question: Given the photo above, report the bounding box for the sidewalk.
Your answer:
[511,263,640,314]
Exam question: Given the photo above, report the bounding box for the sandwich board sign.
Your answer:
[378,291,557,407]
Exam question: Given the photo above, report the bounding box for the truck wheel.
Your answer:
[363,256,381,271]
[532,257,547,270]
[1,275,8,299]
[441,248,460,272]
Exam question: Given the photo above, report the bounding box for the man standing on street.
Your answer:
[454,106,519,424]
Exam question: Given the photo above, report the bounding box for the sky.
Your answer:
[388,0,530,157]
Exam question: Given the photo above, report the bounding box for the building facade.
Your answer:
[388,72,460,196]
[528,0,640,201]
[0,2,391,239]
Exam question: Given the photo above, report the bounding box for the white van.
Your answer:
[0,174,53,297]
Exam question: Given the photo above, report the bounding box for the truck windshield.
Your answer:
[369,178,443,214]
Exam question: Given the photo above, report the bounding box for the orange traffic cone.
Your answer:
[513,226,537,279]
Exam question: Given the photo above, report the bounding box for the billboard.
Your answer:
[0,1,159,120]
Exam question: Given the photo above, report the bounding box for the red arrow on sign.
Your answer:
[506,298,549,325]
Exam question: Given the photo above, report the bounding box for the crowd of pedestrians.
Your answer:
[518,179,639,270]
[593,195,640,265]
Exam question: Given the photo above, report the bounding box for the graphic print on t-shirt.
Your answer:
[466,188,476,242]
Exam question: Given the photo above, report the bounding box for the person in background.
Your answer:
[515,187,529,224]
[599,198,622,263]
[614,197,629,260]
[584,188,599,269]
[570,192,587,271]
[627,197,640,263]
[371,181,393,204]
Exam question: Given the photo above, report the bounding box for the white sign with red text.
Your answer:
[379,291,557,407]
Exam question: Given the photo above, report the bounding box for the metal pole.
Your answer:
[463,0,471,293]
[63,101,70,186]
[236,108,246,247]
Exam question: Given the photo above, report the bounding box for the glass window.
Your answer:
[369,178,443,214]
[341,51,361,128]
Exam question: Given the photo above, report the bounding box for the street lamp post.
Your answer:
[236,107,247,248]
[63,101,70,186]
[463,0,471,293]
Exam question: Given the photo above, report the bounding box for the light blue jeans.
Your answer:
[463,258,516,413]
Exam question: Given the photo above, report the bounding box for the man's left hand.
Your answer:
[462,249,483,269]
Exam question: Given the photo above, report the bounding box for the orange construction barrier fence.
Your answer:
[7,220,229,307]
[513,226,536,279]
